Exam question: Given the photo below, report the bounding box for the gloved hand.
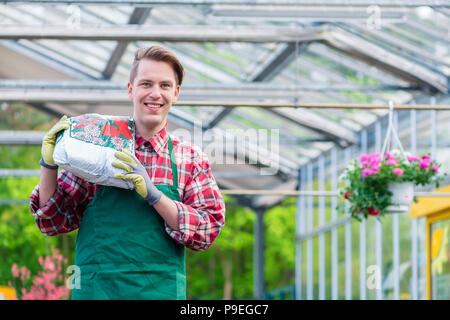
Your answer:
[112,148,162,205]
[41,115,72,169]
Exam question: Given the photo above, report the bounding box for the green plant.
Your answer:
[340,150,445,220]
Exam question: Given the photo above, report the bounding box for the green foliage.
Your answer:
[186,195,255,299]
[0,177,77,289]
[264,197,296,292]
[186,195,297,299]
[0,145,42,169]
[0,104,76,291]
[0,103,54,131]
[0,102,55,169]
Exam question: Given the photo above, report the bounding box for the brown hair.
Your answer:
[129,45,185,85]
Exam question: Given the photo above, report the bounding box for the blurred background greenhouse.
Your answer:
[0,0,449,300]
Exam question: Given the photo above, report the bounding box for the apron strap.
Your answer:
[167,136,178,189]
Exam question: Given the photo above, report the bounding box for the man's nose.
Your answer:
[149,87,161,99]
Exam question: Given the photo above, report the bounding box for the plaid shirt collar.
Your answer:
[134,122,169,156]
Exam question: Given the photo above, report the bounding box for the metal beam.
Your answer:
[250,43,309,82]
[0,131,45,145]
[102,8,152,79]
[3,90,450,109]
[253,208,265,300]
[0,25,324,43]
[0,79,420,92]
[0,129,329,147]
[1,23,445,93]
[3,0,448,7]
[210,5,408,21]
[0,168,273,179]
[2,24,444,93]
[0,169,41,177]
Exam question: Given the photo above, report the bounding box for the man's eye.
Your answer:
[142,82,150,87]
[162,84,170,88]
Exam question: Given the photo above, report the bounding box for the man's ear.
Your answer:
[127,82,133,100]
[172,84,181,103]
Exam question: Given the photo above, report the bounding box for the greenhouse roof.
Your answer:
[0,0,449,209]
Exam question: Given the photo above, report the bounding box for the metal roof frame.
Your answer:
[0,23,445,93]
[1,1,449,209]
[3,0,449,7]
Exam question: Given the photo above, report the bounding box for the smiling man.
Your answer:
[30,46,226,300]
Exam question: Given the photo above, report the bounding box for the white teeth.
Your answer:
[145,103,162,108]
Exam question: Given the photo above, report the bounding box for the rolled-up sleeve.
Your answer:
[29,170,98,236]
[165,152,225,252]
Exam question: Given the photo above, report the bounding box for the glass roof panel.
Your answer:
[0,1,448,178]
[215,108,321,165]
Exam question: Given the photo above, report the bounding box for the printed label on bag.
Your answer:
[70,114,134,151]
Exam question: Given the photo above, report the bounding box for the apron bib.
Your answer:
[71,137,185,300]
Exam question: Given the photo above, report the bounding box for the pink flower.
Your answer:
[11,263,20,278]
[12,247,70,300]
[386,159,398,165]
[360,161,369,167]
[44,260,56,272]
[419,161,429,169]
[362,168,376,178]
[392,168,404,176]
[432,165,439,172]
[408,156,419,162]
[20,266,31,281]
[360,154,369,162]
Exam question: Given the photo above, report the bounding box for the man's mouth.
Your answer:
[144,102,164,109]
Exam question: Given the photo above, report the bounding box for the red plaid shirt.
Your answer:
[29,123,225,252]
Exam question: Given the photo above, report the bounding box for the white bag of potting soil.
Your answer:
[53,113,135,189]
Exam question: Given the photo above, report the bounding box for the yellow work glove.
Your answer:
[40,115,72,169]
[112,148,162,205]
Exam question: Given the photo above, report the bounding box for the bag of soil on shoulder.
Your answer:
[53,113,135,189]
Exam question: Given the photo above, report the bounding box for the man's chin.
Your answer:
[134,115,166,130]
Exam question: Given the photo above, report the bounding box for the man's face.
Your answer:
[128,59,180,133]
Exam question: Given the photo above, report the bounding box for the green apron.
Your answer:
[71,137,186,300]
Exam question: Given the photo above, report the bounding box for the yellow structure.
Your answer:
[0,286,17,300]
[410,185,450,300]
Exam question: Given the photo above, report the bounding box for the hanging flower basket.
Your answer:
[340,101,445,221]
[341,151,444,220]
